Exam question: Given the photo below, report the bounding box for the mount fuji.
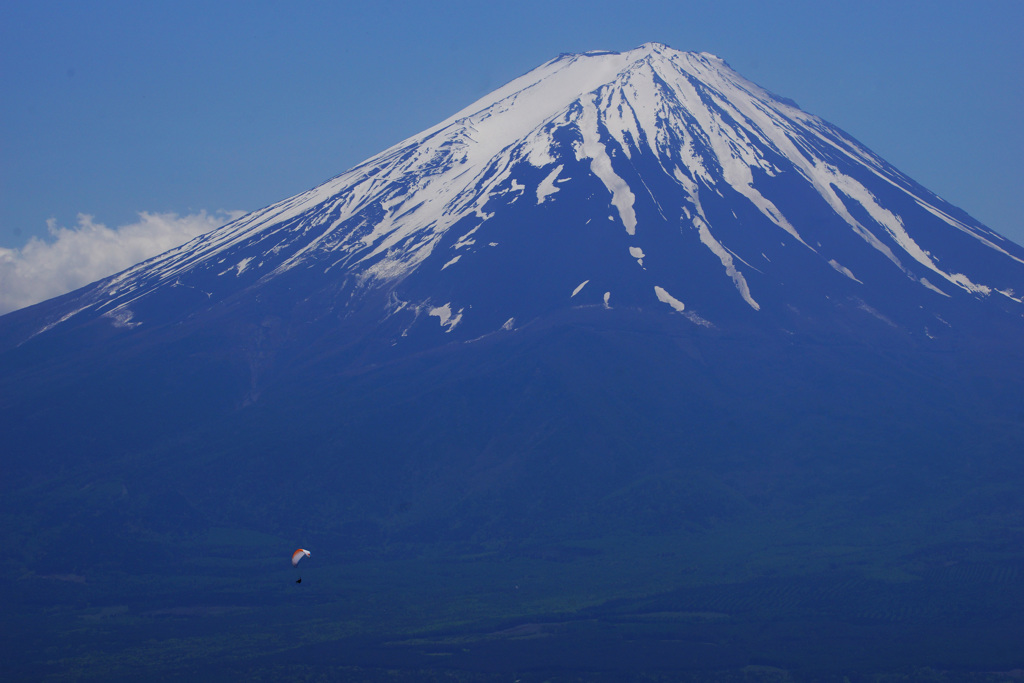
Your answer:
[3,43,1024,678]
[4,43,1023,357]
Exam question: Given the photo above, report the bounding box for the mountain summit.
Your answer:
[5,42,1023,359]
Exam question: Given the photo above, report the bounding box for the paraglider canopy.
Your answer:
[292,548,310,566]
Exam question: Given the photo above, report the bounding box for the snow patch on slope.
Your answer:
[828,259,862,284]
[830,173,991,295]
[429,303,464,331]
[674,172,759,310]
[654,286,685,312]
[537,165,563,204]
[692,215,759,310]
[577,93,638,235]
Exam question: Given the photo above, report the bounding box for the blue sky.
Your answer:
[1,0,1022,311]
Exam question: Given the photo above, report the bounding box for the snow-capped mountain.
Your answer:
[8,48,1024,665]
[6,42,1024,358]
[8,44,1024,677]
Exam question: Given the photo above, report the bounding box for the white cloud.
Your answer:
[0,210,244,315]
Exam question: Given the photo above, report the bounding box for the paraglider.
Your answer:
[292,548,310,583]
